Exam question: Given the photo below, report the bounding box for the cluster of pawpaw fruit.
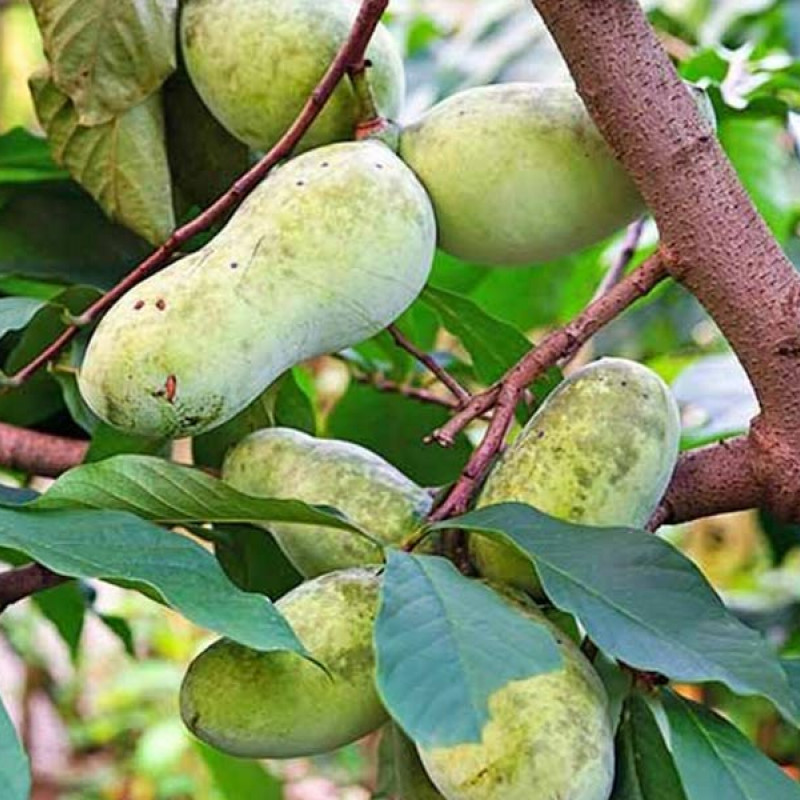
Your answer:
[71,1,688,796]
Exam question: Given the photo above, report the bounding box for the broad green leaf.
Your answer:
[0,127,66,183]
[195,740,283,799]
[30,69,175,245]
[213,524,303,600]
[664,691,800,799]
[375,551,562,748]
[782,659,800,705]
[24,455,368,538]
[443,503,799,724]
[0,695,30,800]
[0,296,47,340]
[611,693,688,800]
[0,179,150,288]
[0,505,303,653]
[421,285,531,384]
[95,612,136,656]
[329,382,472,486]
[31,0,177,124]
[34,580,87,662]
[274,368,317,436]
[84,423,170,462]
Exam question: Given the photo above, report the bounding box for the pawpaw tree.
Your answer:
[1,0,800,798]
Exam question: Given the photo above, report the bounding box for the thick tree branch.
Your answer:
[0,423,88,477]
[531,0,800,521]
[648,437,760,530]
[2,0,390,389]
[0,564,68,614]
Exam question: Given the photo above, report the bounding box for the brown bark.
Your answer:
[531,0,800,521]
[0,424,87,477]
[0,564,68,613]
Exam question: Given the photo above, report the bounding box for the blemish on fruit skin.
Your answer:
[134,300,145,310]
[165,375,178,404]
[156,298,167,311]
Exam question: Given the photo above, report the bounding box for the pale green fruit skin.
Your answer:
[180,0,405,153]
[399,83,644,266]
[78,141,436,438]
[471,358,681,595]
[418,591,614,800]
[180,568,386,758]
[222,428,432,577]
[390,723,445,799]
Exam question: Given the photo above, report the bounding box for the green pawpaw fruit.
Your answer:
[78,141,436,439]
[417,587,614,800]
[389,723,445,799]
[222,427,432,577]
[470,358,681,595]
[180,567,385,758]
[399,83,644,266]
[180,0,405,153]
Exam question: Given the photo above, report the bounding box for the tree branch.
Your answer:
[0,423,88,477]
[531,0,800,521]
[387,324,471,405]
[0,564,68,614]
[2,0,390,389]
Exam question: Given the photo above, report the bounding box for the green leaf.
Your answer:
[375,551,562,748]
[24,455,367,537]
[0,296,47,340]
[443,503,799,724]
[30,0,177,125]
[0,505,303,654]
[0,179,150,288]
[0,127,66,183]
[30,69,175,245]
[84,423,170,462]
[782,659,800,705]
[33,581,87,662]
[329,382,472,486]
[420,285,531,384]
[0,694,30,800]
[95,612,136,656]
[664,691,800,799]
[611,693,688,800]
[274,368,317,435]
[194,740,283,799]
[213,524,303,600]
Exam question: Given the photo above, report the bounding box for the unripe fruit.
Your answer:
[180,568,385,758]
[418,588,614,800]
[399,83,644,266]
[470,358,681,595]
[222,428,432,577]
[78,141,436,438]
[180,0,405,153]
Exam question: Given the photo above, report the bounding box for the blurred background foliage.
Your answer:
[1,0,800,796]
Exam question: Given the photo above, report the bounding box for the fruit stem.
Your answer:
[349,63,399,149]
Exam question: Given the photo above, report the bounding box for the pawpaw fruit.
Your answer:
[222,428,432,577]
[417,586,614,800]
[470,358,681,595]
[399,83,644,266]
[78,140,436,438]
[180,0,405,153]
[180,567,385,758]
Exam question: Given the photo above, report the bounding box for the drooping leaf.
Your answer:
[611,692,688,800]
[0,695,30,800]
[30,0,178,124]
[213,524,303,600]
[0,127,66,183]
[420,285,531,384]
[33,580,87,662]
[329,382,472,486]
[0,296,47,340]
[30,69,175,244]
[375,551,562,748]
[0,505,304,654]
[442,503,799,723]
[95,612,136,656]
[664,690,800,799]
[23,455,368,538]
[194,740,283,799]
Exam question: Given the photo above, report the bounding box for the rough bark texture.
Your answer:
[532,0,800,521]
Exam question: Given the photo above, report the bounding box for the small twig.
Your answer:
[0,423,88,477]
[0,564,69,614]
[432,252,668,448]
[3,0,390,389]
[352,371,462,410]
[387,324,471,405]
